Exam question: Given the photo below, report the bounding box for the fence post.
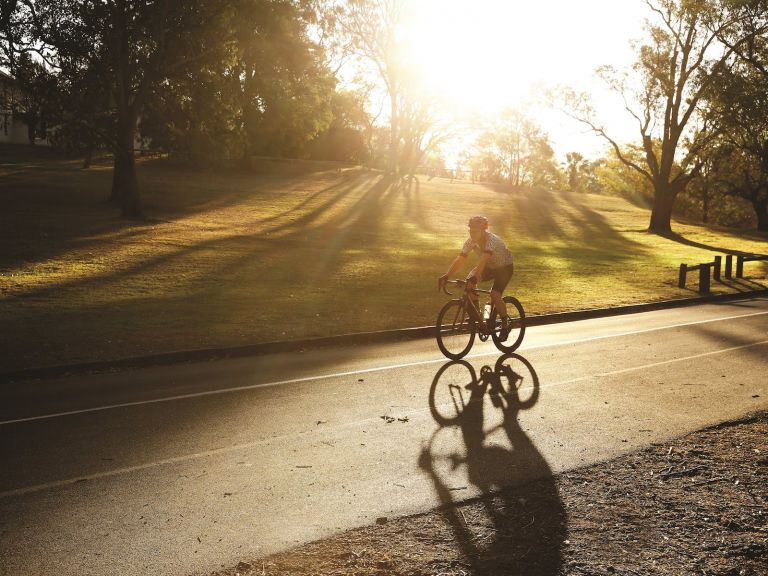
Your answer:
[679,264,687,288]
[699,264,711,294]
[736,256,744,278]
[725,255,733,279]
[713,256,721,281]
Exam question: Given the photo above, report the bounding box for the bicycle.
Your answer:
[436,279,525,360]
[428,354,538,425]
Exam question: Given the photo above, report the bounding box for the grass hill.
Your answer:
[1,149,766,372]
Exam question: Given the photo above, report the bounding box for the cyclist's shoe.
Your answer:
[499,316,511,340]
[476,320,490,335]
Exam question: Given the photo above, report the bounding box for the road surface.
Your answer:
[1,297,767,575]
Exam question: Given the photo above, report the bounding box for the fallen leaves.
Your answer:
[380,415,409,424]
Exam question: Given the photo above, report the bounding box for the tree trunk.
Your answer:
[240,66,255,168]
[111,115,142,218]
[388,91,398,174]
[110,154,123,203]
[107,0,143,218]
[648,185,678,234]
[754,199,768,231]
[82,141,94,169]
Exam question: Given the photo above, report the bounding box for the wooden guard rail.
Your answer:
[679,253,767,293]
[735,254,768,278]
[678,258,719,293]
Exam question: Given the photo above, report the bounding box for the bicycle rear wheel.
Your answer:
[428,360,478,425]
[490,296,525,353]
[436,300,475,360]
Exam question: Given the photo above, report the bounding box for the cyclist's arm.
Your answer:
[444,254,467,278]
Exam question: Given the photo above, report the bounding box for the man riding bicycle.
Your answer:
[438,215,514,338]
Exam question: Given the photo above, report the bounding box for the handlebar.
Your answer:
[441,278,463,296]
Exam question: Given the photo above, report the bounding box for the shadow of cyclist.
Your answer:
[420,354,567,575]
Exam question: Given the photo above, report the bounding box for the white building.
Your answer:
[0,70,47,145]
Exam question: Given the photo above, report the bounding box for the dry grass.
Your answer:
[1,146,767,372]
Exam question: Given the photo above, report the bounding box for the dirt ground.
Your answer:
[208,411,767,576]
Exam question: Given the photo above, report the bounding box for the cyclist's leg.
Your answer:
[490,289,507,317]
[490,264,514,335]
[488,266,512,314]
[466,278,481,322]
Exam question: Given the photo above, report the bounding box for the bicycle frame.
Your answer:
[436,278,526,359]
[442,279,495,333]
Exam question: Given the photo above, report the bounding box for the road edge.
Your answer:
[3,289,767,383]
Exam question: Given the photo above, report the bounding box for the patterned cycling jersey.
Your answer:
[460,231,514,269]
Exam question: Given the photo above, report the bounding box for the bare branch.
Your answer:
[561,103,655,183]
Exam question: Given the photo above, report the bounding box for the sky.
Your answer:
[396,0,653,162]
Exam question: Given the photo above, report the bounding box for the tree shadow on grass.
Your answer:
[478,184,648,255]
[1,173,410,312]
[480,184,565,241]
[659,231,766,255]
[560,191,649,249]
[0,158,381,274]
[0,171,434,369]
[250,169,372,227]
[397,175,434,232]
[261,173,398,238]
[0,153,376,271]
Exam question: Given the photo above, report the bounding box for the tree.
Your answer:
[714,0,768,77]
[396,70,454,178]
[141,60,242,165]
[309,88,371,162]
[680,149,721,224]
[471,108,560,187]
[1,2,58,145]
[700,61,768,230]
[139,0,337,166]
[336,0,409,173]
[594,145,655,204]
[565,152,603,194]
[32,0,226,218]
[0,1,55,77]
[15,36,115,164]
[565,0,767,234]
[230,0,335,161]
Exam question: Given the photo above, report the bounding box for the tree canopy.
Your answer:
[564,0,768,234]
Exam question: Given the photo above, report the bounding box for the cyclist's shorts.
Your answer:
[481,263,514,293]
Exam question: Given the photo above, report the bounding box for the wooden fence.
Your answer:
[735,254,768,278]
[678,253,768,293]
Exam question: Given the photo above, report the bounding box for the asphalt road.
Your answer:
[1,297,767,576]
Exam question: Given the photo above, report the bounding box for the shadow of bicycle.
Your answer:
[419,354,567,575]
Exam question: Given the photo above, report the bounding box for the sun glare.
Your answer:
[408,1,641,110]
[400,0,647,156]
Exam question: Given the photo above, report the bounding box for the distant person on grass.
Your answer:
[438,215,514,338]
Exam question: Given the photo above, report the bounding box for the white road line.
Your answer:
[2,309,767,426]
[0,434,284,499]
[2,337,766,499]
[542,339,768,389]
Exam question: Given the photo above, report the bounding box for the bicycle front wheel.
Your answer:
[436,300,476,360]
[491,296,526,353]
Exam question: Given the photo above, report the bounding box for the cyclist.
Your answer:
[438,215,514,338]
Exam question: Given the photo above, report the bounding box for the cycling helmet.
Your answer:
[468,215,489,230]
